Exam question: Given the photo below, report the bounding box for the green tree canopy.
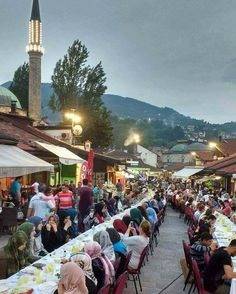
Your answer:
[50,40,113,147]
[9,62,29,110]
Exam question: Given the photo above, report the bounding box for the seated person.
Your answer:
[83,208,100,231]
[17,222,40,262]
[123,220,150,270]
[204,239,236,294]
[190,232,216,272]
[58,261,88,294]
[28,216,48,257]
[70,252,97,294]
[41,215,65,253]
[93,230,116,263]
[84,241,115,291]
[0,231,29,278]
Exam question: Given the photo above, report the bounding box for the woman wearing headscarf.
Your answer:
[94,202,111,224]
[41,215,64,253]
[106,228,127,256]
[58,208,78,242]
[93,231,116,263]
[113,219,127,235]
[137,206,148,220]
[17,222,39,262]
[106,227,128,278]
[70,252,97,294]
[130,208,143,234]
[28,216,48,257]
[84,241,115,291]
[94,202,105,224]
[146,207,158,225]
[122,215,131,227]
[0,231,29,278]
[58,262,88,294]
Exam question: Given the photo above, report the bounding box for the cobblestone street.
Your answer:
[125,208,187,294]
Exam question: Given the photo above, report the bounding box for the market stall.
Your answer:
[0,145,54,178]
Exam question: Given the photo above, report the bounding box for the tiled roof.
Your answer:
[195,151,215,162]
[0,113,122,164]
[218,139,236,156]
[203,153,236,175]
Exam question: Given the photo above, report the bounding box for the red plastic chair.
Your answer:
[182,240,193,291]
[97,284,111,294]
[191,259,208,294]
[128,246,148,294]
[187,227,194,244]
[123,251,132,271]
[113,271,128,294]
[204,252,210,268]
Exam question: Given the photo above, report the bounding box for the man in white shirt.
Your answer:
[27,185,54,219]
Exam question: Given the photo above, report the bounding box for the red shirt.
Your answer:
[57,191,73,209]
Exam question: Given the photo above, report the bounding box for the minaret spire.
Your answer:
[27,0,44,123]
[31,0,41,21]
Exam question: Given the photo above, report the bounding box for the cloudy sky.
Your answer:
[0,0,236,123]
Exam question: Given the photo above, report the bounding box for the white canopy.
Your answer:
[0,145,54,178]
[36,141,84,165]
[172,166,203,179]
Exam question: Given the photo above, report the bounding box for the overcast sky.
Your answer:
[0,0,236,123]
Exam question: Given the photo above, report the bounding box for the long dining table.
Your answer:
[1,192,153,294]
[213,212,236,294]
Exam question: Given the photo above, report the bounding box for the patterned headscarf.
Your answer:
[93,231,115,262]
[17,222,34,239]
[70,252,97,286]
[4,231,28,276]
[146,207,158,224]
[84,241,115,286]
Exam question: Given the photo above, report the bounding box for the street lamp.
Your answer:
[64,109,82,145]
[133,133,140,144]
[209,142,217,149]
[65,109,81,127]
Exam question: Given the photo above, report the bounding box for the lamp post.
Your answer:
[65,109,82,145]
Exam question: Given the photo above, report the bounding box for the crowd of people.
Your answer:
[169,181,236,294]
[0,177,167,294]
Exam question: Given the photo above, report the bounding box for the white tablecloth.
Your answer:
[4,192,153,293]
[214,213,236,294]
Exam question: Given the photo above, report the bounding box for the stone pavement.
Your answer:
[124,208,188,294]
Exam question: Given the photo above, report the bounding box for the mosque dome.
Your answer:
[170,143,188,152]
[0,86,22,109]
[187,142,210,151]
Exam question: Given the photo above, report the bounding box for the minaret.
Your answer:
[26,0,44,123]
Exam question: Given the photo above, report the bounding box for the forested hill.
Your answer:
[2,82,236,135]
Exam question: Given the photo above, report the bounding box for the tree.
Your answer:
[50,40,113,147]
[9,62,29,110]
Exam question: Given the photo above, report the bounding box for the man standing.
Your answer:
[56,185,74,211]
[204,239,236,293]
[78,179,93,231]
[10,177,22,207]
[27,185,54,219]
